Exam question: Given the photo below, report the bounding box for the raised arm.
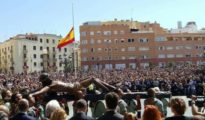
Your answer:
[30,86,50,97]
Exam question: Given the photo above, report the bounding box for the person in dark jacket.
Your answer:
[97,92,123,120]
[70,99,94,120]
[10,99,36,120]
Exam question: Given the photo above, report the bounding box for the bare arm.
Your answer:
[191,95,205,116]
[30,86,50,97]
[191,102,205,116]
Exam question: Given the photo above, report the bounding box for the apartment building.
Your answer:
[80,20,205,70]
[0,33,75,74]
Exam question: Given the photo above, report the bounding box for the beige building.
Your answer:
[80,20,205,70]
[0,33,78,74]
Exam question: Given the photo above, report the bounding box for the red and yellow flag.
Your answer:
[57,27,75,48]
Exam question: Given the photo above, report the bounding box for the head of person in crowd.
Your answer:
[50,108,67,120]
[124,112,137,120]
[1,89,12,101]
[169,98,186,116]
[105,92,119,110]
[0,105,9,118]
[153,87,160,93]
[147,88,156,98]
[75,99,88,113]
[74,90,85,100]
[39,73,52,87]
[0,111,8,120]
[45,100,61,118]
[142,105,161,120]
[11,92,22,104]
[18,99,30,112]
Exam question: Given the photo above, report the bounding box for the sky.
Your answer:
[0,0,205,42]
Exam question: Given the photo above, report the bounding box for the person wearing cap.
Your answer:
[144,88,165,117]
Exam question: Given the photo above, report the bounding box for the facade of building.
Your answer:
[80,20,205,70]
[0,33,77,74]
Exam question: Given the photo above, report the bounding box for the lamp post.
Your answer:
[42,49,48,72]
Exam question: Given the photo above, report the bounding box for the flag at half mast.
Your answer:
[57,27,75,48]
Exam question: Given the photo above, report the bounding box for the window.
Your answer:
[33,46,36,50]
[47,47,49,51]
[90,39,94,44]
[158,54,166,58]
[59,55,62,59]
[129,56,136,59]
[97,40,101,44]
[40,38,43,43]
[185,54,191,58]
[34,62,37,67]
[115,39,118,43]
[128,38,134,43]
[166,46,174,50]
[176,46,183,50]
[64,48,67,52]
[52,39,55,43]
[81,40,87,44]
[139,47,149,51]
[46,39,49,43]
[185,46,192,50]
[40,46,43,50]
[33,54,37,59]
[139,38,148,43]
[140,55,148,59]
[82,48,87,53]
[40,62,43,66]
[128,47,136,51]
[90,31,94,36]
[120,30,125,34]
[23,45,26,50]
[82,57,87,61]
[103,31,111,35]
[155,36,166,42]
[81,32,86,36]
[121,48,125,51]
[121,56,126,60]
[121,39,125,43]
[97,48,102,51]
[158,46,165,50]
[176,54,183,58]
[96,31,101,35]
[53,47,55,52]
[40,55,43,58]
[23,54,26,59]
[91,48,94,52]
[113,30,118,35]
[167,54,175,58]
[104,39,111,43]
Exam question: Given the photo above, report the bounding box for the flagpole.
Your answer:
[72,3,77,79]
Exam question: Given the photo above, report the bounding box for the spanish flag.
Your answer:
[57,27,75,48]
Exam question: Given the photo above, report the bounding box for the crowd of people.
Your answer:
[0,65,205,120]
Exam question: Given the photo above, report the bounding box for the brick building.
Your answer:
[80,20,205,70]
